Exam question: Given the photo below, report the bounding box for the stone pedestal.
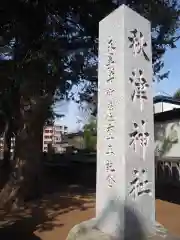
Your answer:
[66,220,180,240]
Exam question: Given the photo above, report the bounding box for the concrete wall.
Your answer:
[43,125,68,152]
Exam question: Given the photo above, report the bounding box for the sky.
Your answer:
[56,40,180,133]
[154,40,180,96]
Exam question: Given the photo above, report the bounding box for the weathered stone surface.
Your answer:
[66,219,114,240]
[66,4,180,240]
[152,222,180,240]
[66,220,180,240]
[149,235,180,240]
[97,4,155,238]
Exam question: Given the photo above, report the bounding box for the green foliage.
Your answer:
[77,0,180,115]
[0,0,97,143]
[173,89,180,99]
[83,119,97,151]
[1,0,179,122]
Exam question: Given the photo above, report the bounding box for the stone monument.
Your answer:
[96,4,155,239]
[66,5,179,240]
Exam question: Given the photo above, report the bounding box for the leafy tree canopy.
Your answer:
[77,0,180,114]
[83,117,97,151]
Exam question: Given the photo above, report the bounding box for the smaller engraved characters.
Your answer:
[128,29,149,61]
[105,159,115,172]
[107,39,116,52]
[106,122,115,134]
[106,38,116,83]
[105,123,116,188]
[106,60,115,83]
[129,69,149,111]
[105,101,115,123]
[105,88,115,96]
[107,100,114,111]
[104,37,117,188]
[106,143,115,155]
[105,140,116,188]
[106,173,116,188]
[129,168,152,200]
[129,120,150,159]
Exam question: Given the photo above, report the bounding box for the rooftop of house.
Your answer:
[153,95,180,105]
[60,131,84,144]
[67,131,84,139]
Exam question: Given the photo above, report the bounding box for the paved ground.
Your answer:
[0,192,180,240]
[0,165,180,240]
[156,200,180,237]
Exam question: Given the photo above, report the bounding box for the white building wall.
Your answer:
[154,102,180,114]
[43,126,53,152]
[155,120,180,159]
[162,102,180,112]
[43,125,68,152]
[154,102,162,114]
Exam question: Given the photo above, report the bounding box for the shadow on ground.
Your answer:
[0,163,96,240]
[0,191,95,239]
[2,161,180,239]
[156,182,180,205]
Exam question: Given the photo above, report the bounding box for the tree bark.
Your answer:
[0,94,50,210]
[0,126,42,210]
[3,120,13,165]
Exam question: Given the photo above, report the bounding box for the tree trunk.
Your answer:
[0,93,50,210]
[0,127,42,210]
[3,120,13,166]
[0,121,12,195]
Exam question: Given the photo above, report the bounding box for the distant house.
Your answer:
[153,95,180,114]
[43,124,68,153]
[61,131,85,150]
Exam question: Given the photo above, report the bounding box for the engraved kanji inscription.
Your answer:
[106,61,115,83]
[105,88,115,96]
[105,159,115,172]
[105,111,115,123]
[129,120,150,159]
[106,135,114,140]
[106,143,115,155]
[129,69,149,111]
[129,168,152,200]
[105,101,115,122]
[106,38,116,83]
[107,101,114,111]
[107,39,116,52]
[106,122,115,134]
[104,39,116,188]
[128,29,149,61]
[106,173,116,188]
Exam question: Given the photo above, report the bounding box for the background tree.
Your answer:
[0,0,95,207]
[173,89,180,99]
[83,117,97,151]
[78,0,180,115]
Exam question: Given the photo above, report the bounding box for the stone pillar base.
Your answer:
[66,219,180,240]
